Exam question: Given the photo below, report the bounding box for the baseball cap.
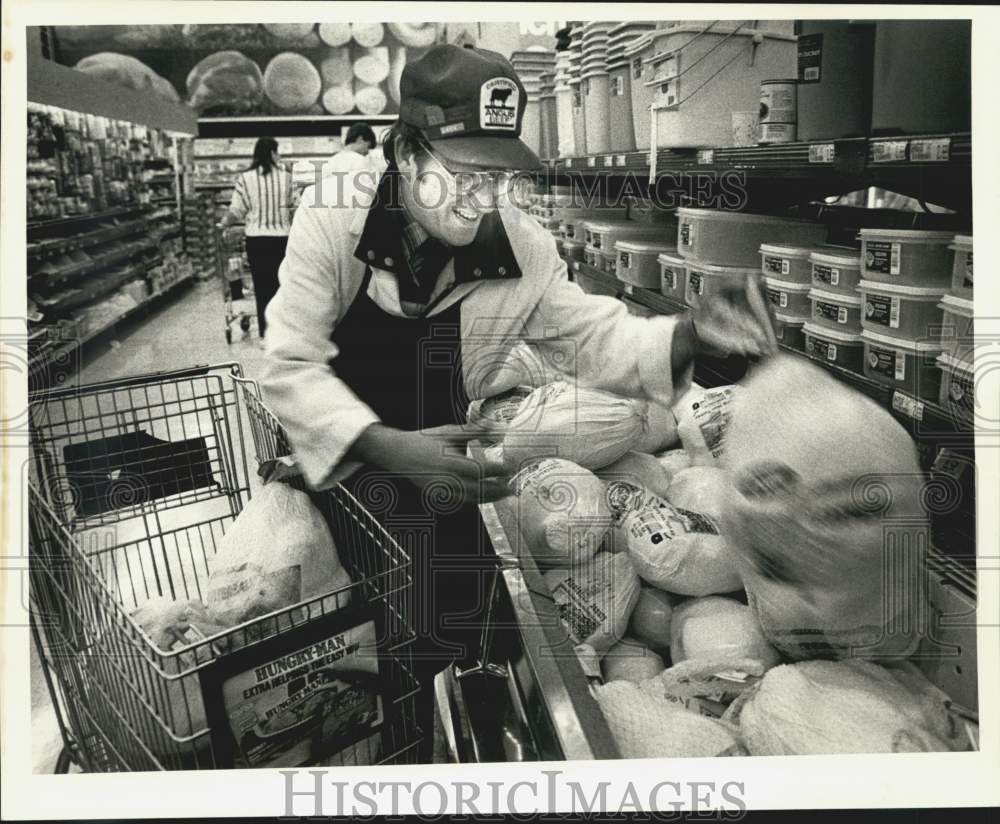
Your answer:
[399,44,543,172]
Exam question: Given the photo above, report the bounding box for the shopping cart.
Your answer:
[215,225,256,344]
[28,363,423,772]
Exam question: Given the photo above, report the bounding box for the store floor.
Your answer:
[31,280,448,771]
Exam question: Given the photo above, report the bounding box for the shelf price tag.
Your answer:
[573,261,581,272]
[697,149,715,165]
[623,283,634,296]
[616,154,627,167]
[565,158,573,168]
[603,155,614,168]
[891,391,925,422]
[872,140,909,163]
[587,156,597,168]
[909,138,951,162]
[809,143,836,164]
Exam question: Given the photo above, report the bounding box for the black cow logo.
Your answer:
[490,87,513,107]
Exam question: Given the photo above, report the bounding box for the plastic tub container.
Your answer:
[764,276,811,318]
[796,20,875,141]
[859,228,955,288]
[861,329,943,402]
[582,72,611,154]
[936,352,975,424]
[598,248,618,276]
[684,261,759,311]
[773,311,806,351]
[871,20,970,135]
[583,219,667,252]
[649,26,798,148]
[949,235,973,298]
[760,243,815,284]
[938,294,975,362]
[608,61,636,152]
[562,238,585,263]
[625,33,656,151]
[809,248,863,295]
[677,208,828,267]
[809,286,863,333]
[803,322,864,372]
[615,240,677,288]
[658,251,687,303]
[859,279,946,342]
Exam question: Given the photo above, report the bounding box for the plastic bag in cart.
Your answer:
[206,480,352,632]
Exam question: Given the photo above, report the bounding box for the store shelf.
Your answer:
[32,239,159,285]
[544,132,972,211]
[567,258,973,440]
[26,204,150,236]
[27,217,148,261]
[29,273,195,383]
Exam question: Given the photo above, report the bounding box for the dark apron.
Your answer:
[331,267,499,684]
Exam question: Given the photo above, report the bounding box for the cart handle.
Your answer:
[29,362,247,402]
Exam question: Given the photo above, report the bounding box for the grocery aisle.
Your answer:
[73,279,268,387]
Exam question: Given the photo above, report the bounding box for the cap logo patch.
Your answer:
[480,77,519,131]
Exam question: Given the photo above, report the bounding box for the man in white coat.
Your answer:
[263,44,773,761]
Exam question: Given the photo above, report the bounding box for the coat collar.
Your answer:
[352,169,523,287]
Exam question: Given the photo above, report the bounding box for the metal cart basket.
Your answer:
[29,363,423,772]
[215,226,256,344]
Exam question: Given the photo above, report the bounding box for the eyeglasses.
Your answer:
[418,141,516,198]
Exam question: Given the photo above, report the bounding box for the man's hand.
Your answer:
[689,274,779,360]
[347,422,512,506]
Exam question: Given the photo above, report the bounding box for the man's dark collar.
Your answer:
[353,169,523,286]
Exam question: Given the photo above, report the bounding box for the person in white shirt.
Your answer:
[217,138,299,342]
[263,45,774,762]
[325,122,378,175]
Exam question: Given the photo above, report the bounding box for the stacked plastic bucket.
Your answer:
[511,47,556,157]
[568,25,586,156]
[581,21,613,154]
[607,21,657,153]
[538,70,559,160]
[554,46,575,157]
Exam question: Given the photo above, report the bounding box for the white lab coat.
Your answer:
[263,174,692,489]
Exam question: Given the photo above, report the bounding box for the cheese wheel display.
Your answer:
[353,47,391,85]
[318,22,352,47]
[263,52,322,111]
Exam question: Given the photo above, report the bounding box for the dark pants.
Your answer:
[244,235,288,337]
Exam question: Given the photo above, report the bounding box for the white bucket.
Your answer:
[949,235,973,298]
[861,328,943,402]
[582,72,611,154]
[938,294,975,362]
[802,322,865,373]
[859,228,955,288]
[760,242,816,284]
[810,248,863,295]
[763,276,812,318]
[859,279,946,342]
[936,352,975,423]
[808,286,864,333]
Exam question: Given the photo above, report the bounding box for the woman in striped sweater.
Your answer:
[218,137,300,343]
